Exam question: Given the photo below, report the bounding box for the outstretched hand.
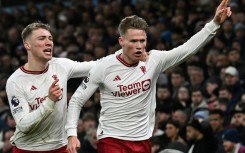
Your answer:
[214,0,232,25]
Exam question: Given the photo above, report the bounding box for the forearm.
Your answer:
[65,76,99,137]
[14,98,55,134]
[160,20,220,71]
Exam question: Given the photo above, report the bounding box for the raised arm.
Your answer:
[213,0,232,25]
[154,0,232,72]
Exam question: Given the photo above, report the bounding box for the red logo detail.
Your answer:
[31,85,37,91]
[113,75,121,81]
[52,75,58,80]
[140,66,146,74]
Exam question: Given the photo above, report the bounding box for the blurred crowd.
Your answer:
[0,0,245,153]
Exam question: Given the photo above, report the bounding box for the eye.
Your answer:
[130,40,137,43]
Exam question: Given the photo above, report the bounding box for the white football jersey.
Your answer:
[6,57,97,151]
[66,20,220,141]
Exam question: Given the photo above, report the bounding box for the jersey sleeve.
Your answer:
[154,20,220,72]
[59,52,118,79]
[6,80,55,134]
[65,64,103,137]
[58,58,96,79]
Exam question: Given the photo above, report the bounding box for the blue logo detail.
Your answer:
[11,96,20,107]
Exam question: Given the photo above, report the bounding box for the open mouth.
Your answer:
[43,48,52,55]
[135,51,142,56]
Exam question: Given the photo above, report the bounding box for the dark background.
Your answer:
[0,0,68,7]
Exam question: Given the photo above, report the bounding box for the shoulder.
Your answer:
[90,55,117,74]
[95,54,117,67]
[148,49,166,56]
[146,50,166,62]
[7,68,22,84]
[49,57,72,64]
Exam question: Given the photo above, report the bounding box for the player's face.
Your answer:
[119,28,147,64]
[24,28,53,63]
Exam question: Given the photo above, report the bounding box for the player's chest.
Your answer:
[23,72,66,108]
[104,65,153,92]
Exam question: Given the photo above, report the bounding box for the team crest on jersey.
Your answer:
[11,96,20,107]
[52,74,58,80]
[140,66,146,74]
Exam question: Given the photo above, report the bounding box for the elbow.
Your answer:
[16,123,32,134]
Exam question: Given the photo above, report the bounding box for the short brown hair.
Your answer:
[21,21,51,41]
[118,15,148,36]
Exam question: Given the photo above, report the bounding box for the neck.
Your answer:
[120,53,138,65]
[25,60,48,71]
[171,135,178,142]
[26,52,51,71]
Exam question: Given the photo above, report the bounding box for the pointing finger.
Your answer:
[51,79,59,87]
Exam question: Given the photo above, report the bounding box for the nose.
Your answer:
[136,41,143,49]
[45,38,53,46]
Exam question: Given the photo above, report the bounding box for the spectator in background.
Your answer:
[156,106,172,132]
[205,48,220,76]
[205,76,221,109]
[172,110,188,128]
[223,66,244,102]
[233,23,245,46]
[164,120,187,148]
[229,102,245,145]
[222,128,245,153]
[218,19,235,48]
[172,109,188,144]
[210,109,225,136]
[156,84,174,113]
[79,128,97,153]
[190,88,208,119]
[187,66,205,91]
[227,48,245,80]
[209,109,226,153]
[219,85,237,116]
[186,119,218,153]
[174,86,192,112]
[216,54,229,77]
[170,67,189,98]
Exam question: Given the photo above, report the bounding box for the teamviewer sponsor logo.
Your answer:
[111,79,151,97]
[142,79,150,91]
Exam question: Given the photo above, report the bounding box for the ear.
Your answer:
[118,36,123,47]
[23,41,30,50]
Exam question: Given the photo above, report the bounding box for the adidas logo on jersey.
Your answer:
[113,75,121,81]
[31,85,37,91]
